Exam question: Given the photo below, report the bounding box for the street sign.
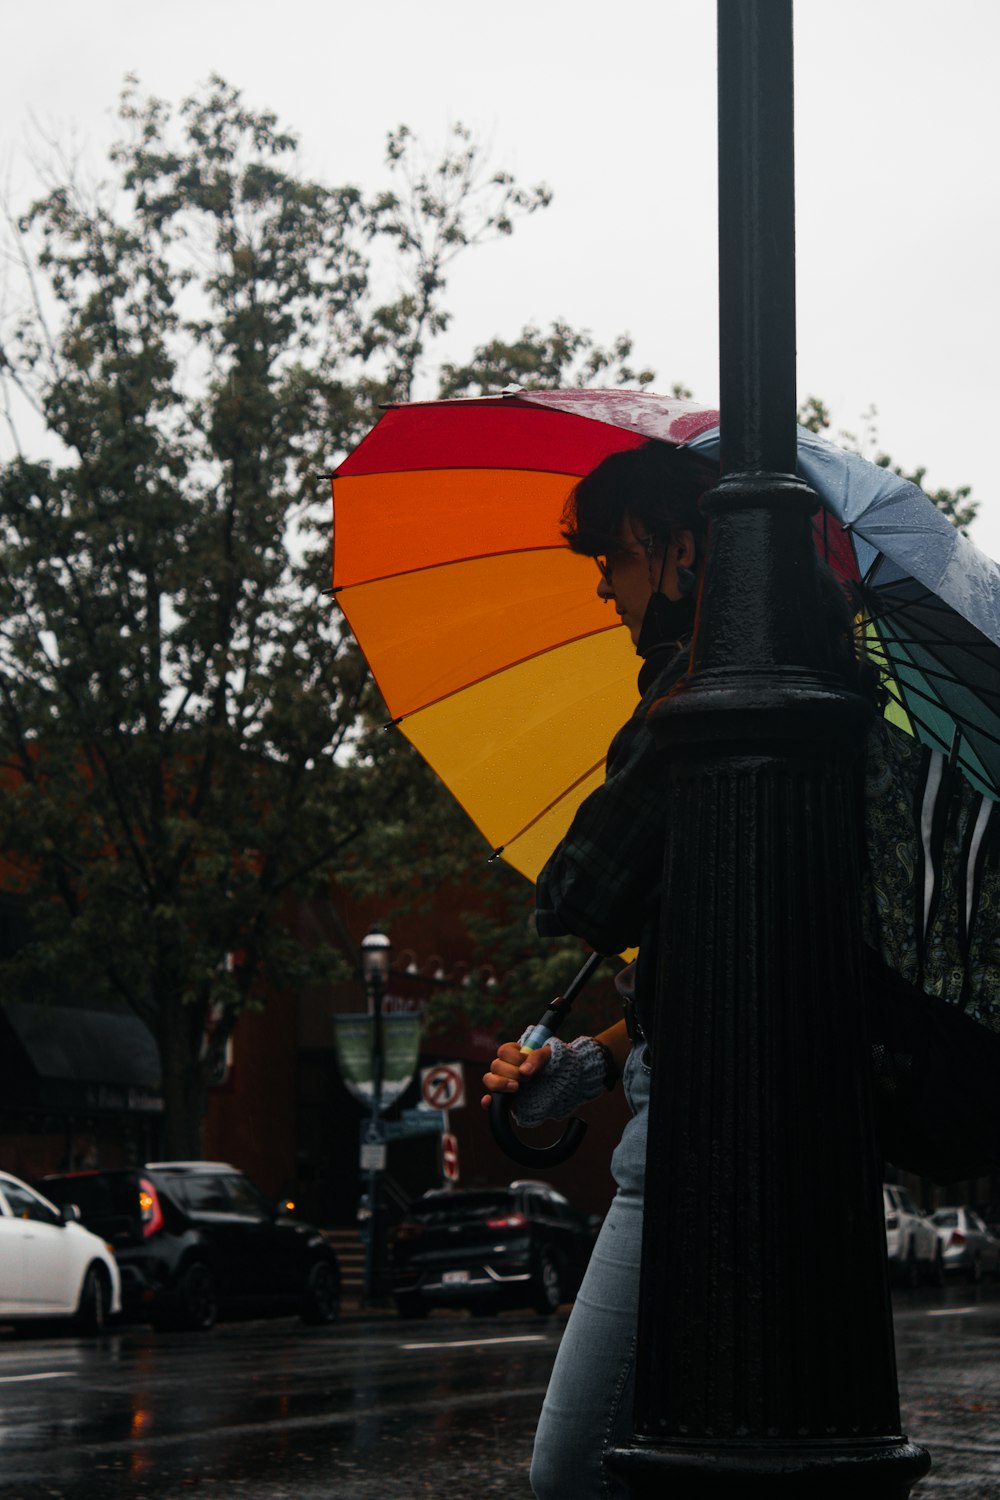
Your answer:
[442,1132,460,1182]
[418,1062,466,1112]
[359,1118,387,1171]
[383,1110,446,1141]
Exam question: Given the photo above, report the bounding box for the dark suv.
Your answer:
[391,1179,599,1318]
[40,1162,340,1331]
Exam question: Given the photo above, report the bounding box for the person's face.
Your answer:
[595,514,696,646]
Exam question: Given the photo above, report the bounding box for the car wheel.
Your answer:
[300,1259,341,1325]
[73,1264,108,1334]
[968,1253,983,1285]
[532,1249,563,1316]
[394,1293,430,1319]
[171,1261,217,1331]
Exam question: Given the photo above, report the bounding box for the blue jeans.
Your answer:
[530,1045,650,1500]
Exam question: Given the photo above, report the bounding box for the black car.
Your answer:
[39,1161,340,1332]
[391,1179,599,1318]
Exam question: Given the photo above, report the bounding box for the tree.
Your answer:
[0,77,630,1154]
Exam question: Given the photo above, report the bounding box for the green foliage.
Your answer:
[439,323,655,397]
[0,77,623,1152]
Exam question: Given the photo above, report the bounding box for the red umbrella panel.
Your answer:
[331,393,721,882]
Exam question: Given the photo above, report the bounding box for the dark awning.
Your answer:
[0,1002,162,1114]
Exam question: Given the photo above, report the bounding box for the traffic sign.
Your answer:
[418,1062,466,1112]
[442,1132,460,1182]
[383,1110,446,1141]
[359,1118,387,1171]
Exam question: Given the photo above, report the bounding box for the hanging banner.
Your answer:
[333,1013,422,1112]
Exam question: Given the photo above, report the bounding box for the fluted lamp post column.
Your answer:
[360,927,390,1306]
[606,3,930,1495]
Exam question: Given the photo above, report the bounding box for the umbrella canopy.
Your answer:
[331,389,1000,882]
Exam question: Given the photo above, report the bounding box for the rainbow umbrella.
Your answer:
[331,389,1000,882]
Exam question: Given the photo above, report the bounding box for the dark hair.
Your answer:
[565,439,879,702]
[561,440,718,559]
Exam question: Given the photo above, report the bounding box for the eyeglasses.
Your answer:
[595,532,657,585]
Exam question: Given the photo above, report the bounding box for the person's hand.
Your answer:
[480,1042,552,1109]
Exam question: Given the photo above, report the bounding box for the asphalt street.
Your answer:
[0,1282,997,1499]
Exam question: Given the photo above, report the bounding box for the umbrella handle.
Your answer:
[486,950,605,1167]
[488,1092,588,1167]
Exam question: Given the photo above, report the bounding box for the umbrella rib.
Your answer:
[889,674,1000,755]
[331,543,589,594]
[489,756,608,861]
[863,586,1000,656]
[382,622,624,726]
[874,649,1000,705]
[866,615,997,657]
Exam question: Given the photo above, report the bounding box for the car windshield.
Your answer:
[409,1192,513,1223]
[41,1173,138,1219]
[931,1210,959,1227]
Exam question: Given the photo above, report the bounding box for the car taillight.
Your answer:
[948,1230,966,1248]
[486,1213,528,1230]
[886,1214,899,1230]
[395,1222,424,1242]
[139,1177,164,1239]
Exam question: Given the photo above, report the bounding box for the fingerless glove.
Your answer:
[510,1035,613,1129]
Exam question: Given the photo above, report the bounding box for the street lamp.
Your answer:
[605,4,928,1495]
[360,927,391,1305]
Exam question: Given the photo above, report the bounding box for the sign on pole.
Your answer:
[359,1118,387,1172]
[441,1132,460,1182]
[334,1013,421,1112]
[418,1062,466,1112]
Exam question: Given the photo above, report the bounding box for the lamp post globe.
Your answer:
[361,929,391,992]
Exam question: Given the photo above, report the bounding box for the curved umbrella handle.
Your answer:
[485,951,605,1168]
[488,1091,588,1167]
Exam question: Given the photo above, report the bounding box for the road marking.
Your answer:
[0,1371,72,1384]
[926,1306,979,1316]
[401,1334,548,1351]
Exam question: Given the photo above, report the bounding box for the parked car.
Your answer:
[883,1183,942,1286]
[0,1169,121,1332]
[930,1206,1000,1282]
[391,1179,599,1318]
[39,1162,340,1332]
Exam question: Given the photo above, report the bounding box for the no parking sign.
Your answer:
[418,1062,465,1112]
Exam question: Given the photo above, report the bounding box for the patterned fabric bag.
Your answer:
[863,718,1000,1037]
[862,719,1000,1180]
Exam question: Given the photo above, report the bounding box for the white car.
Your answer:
[930,1206,1000,1282]
[883,1183,942,1286]
[0,1170,121,1331]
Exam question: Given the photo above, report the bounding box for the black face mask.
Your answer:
[635,590,697,659]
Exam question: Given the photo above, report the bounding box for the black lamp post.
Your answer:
[607,4,929,1495]
[360,927,391,1306]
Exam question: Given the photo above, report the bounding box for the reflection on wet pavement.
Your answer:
[0,1284,997,1498]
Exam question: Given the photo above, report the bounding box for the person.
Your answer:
[479,439,718,1500]
[480,439,1000,1500]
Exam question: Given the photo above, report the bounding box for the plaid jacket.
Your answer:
[534,651,687,959]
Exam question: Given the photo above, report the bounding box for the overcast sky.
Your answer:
[4,0,1000,554]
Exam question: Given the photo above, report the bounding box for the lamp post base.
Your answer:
[607,1436,931,1498]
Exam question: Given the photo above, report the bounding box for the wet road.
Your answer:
[0,1283,997,1499]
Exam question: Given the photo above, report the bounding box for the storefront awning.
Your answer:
[0,1002,162,1113]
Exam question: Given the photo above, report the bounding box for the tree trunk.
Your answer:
[156,998,209,1160]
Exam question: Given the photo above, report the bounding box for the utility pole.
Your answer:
[607,4,929,1494]
[360,928,390,1306]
